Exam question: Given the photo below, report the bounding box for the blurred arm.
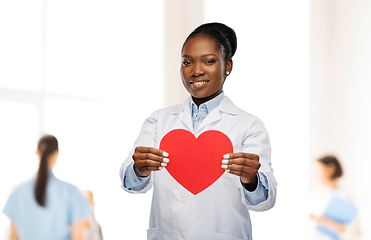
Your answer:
[71,218,89,240]
[10,222,18,240]
[310,214,346,233]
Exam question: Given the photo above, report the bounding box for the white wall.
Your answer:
[204,1,311,239]
[311,0,371,239]
[163,0,204,106]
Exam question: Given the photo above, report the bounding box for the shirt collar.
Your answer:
[189,92,225,114]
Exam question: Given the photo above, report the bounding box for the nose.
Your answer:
[190,62,205,77]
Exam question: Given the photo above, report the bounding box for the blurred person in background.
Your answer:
[310,155,361,240]
[2,134,92,240]
[82,190,103,240]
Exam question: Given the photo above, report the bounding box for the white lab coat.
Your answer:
[120,96,277,240]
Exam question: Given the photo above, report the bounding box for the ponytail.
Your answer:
[34,135,58,207]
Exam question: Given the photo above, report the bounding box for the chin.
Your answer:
[191,93,209,99]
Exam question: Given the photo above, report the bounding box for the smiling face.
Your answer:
[181,34,232,106]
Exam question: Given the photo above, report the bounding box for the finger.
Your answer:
[222,164,258,174]
[136,146,169,157]
[223,152,259,161]
[134,147,170,164]
[224,168,258,181]
[222,158,254,166]
[141,166,166,172]
[228,164,258,174]
[135,159,167,168]
[134,152,164,162]
[228,170,257,179]
[133,153,170,165]
[227,158,261,169]
[221,157,261,171]
[135,165,165,177]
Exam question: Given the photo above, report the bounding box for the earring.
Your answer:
[226,71,230,75]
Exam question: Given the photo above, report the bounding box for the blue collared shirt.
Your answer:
[124,92,268,204]
[190,92,225,131]
[3,170,91,240]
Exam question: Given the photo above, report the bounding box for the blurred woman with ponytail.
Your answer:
[2,135,91,240]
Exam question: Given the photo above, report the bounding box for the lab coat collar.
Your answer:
[195,96,239,134]
[171,98,194,132]
[171,95,239,133]
[218,96,239,115]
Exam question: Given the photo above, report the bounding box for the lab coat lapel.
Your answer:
[195,108,221,135]
[195,96,239,135]
[174,99,194,133]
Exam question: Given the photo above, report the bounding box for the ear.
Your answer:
[225,58,233,75]
[328,163,336,174]
[36,150,41,159]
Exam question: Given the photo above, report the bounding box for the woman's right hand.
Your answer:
[132,147,169,177]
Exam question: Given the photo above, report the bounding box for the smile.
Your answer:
[190,80,209,88]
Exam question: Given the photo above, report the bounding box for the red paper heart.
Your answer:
[159,129,233,195]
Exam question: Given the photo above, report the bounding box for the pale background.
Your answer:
[0,0,370,239]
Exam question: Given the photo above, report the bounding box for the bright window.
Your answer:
[0,1,164,239]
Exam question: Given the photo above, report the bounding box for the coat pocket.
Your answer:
[215,232,247,240]
[147,228,158,240]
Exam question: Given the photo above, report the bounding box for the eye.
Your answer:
[205,59,216,64]
[182,60,192,66]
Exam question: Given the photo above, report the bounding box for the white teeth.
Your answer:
[193,81,207,87]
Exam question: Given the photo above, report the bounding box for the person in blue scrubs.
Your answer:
[3,135,92,240]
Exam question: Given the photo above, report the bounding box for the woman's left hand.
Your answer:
[221,152,261,185]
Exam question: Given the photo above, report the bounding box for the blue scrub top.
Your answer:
[3,170,92,240]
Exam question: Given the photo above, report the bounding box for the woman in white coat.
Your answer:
[120,22,277,240]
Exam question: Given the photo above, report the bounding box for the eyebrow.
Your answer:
[182,53,218,58]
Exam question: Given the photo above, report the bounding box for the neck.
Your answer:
[325,179,338,190]
[192,90,223,107]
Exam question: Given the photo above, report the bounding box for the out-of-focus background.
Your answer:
[0,0,370,239]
